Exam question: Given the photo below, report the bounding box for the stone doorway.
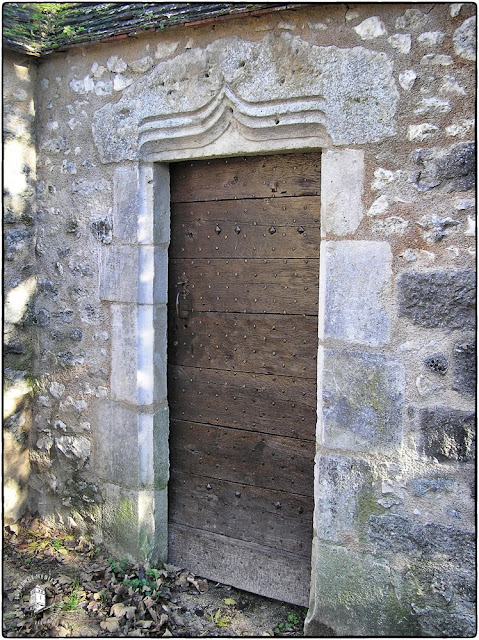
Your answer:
[166,153,321,606]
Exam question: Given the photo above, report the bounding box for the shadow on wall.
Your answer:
[4,271,105,532]
[4,277,37,523]
[4,52,39,524]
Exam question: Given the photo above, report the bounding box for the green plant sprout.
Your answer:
[207,608,231,628]
[123,568,164,593]
[63,578,81,611]
[108,556,128,575]
[274,612,300,635]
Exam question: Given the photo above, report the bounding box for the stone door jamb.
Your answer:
[100,132,367,612]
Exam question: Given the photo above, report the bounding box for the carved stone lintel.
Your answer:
[92,33,398,163]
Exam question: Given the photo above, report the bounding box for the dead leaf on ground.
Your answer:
[163,564,181,577]
[100,617,120,633]
[111,602,137,619]
[142,596,155,609]
[159,613,169,627]
[176,573,189,589]
[63,538,77,549]
[113,583,129,597]
[86,601,102,613]
[136,620,153,629]
[186,575,208,593]
[50,624,70,637]
[6,524,20,535]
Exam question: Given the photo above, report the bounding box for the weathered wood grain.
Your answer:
[169,420,315,497]
[171,195,320,226]
[169,470,313,556]
[170,153,321,202]
[168,310,318,378]
[168,523,311,606]
[170,196,320,259]
[169,258,319,315]
[168,365,316,440]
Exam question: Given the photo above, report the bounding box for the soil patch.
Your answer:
[3,515,306,637]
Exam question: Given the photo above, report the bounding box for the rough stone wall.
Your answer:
[5,2,476,636]
[306,5,476,635]
[3,50,38,523]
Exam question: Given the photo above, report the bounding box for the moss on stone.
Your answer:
[355,467,385,544]
[3,3,287,56]
[114,496,137,532]
[312,545,421,636]
[103,495,138,558]
[383,588,421,636]
[356,368,390,429]
[138,526,152,560]
[357,482,384,526]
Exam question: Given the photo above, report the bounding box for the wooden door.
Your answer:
[167,153,320,607]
